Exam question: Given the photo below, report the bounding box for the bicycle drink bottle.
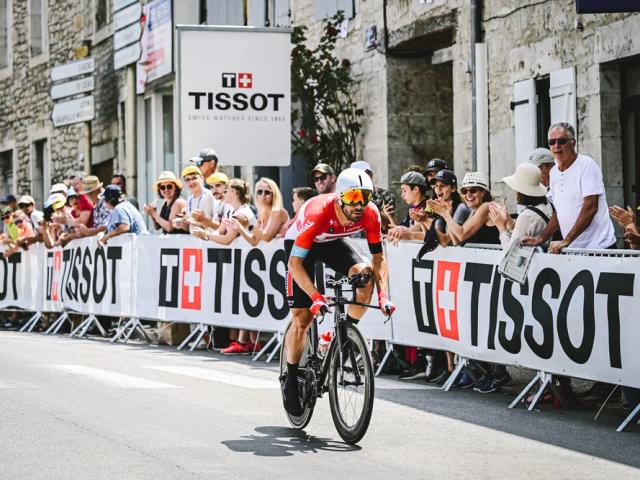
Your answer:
[318,330,333,359]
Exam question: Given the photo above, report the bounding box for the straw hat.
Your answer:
[503,163,547,197]
[460,172,490,192]
[154,171,183,190]
[181,165,203,178]
[206,172,229,185]
[81,175,103,194]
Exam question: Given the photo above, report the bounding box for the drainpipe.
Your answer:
[470,0,479,170]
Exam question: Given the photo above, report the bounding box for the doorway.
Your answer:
[622,62,640,209]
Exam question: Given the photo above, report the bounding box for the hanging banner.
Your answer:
[136,0,173,94]
[0,243,44,311]
[40,236,136,317]
[134,235,290,331]
[176,26,291,167]
[386,242,640,389]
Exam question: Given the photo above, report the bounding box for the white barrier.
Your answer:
[4,235,640,391]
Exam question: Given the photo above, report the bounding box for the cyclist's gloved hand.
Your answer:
[378,291,395,316]
[310,292,329,316]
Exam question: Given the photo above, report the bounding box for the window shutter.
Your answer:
[549,67,577,130]
[207,0,243,25]
[247,0,266,26]
[274,0,290,27]
[513,78,537,166]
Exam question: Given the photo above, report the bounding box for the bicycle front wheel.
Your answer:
[328,323,374,444]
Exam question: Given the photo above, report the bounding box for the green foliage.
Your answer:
[291,12,364,174]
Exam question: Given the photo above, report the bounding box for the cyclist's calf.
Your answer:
[286,308,314,364]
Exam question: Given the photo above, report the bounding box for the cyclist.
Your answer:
[283,167,396,416]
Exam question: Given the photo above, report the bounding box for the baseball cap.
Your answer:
[17,195,35,206]
[206,172,229,185]
[44,194,66,210]
[528,148,555,167]
[50,183,68,195]
[102,184,123,202]
[425,158,449,173]
[181,165,203,178]
[0,194,16,204]
[312,163,335,175]
[392,171,427,187]
[189,148,218,164]
[350,161,372,173]
[429,169,457,187]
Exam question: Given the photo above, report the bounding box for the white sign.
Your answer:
[50,57,95,82]
[113,0,138,12]
[0,243,44,311]
[50,76,95,100]
[177,26,291,167]
[51,96,95,127]
[113,1,141,31]
[114,21,142,50]
[114,42,142,70]
[136,0,172,94]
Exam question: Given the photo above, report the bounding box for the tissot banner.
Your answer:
[0,243,44,311]
[40,236,136,316]
[176,26,291,167]
[387,243,640,389]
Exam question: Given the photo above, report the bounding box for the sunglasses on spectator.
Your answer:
[184,175,200,183]
[313,174,328,183]
[18,203,31,208]
[340,188,372,206]
[461,187,482,195]
[256,189,273,196]
[159,183,175,191]
[195,158,216,167]
[547,138,569,146]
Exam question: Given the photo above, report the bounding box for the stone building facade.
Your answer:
[291,0,640,217]
[0,0,128,206]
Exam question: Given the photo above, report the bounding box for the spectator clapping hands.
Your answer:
[609,205,636,228]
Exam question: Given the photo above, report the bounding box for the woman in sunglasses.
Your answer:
[230,177,290,246]
[144,171,187,234]
[428,171,498,246]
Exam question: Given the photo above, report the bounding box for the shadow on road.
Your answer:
[221,426,361,456]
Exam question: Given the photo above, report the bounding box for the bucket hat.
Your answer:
[503,163,547,197]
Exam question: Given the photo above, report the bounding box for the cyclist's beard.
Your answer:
[342,205,364,222]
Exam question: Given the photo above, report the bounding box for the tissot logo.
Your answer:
[222,72,253,89]
[435,261,460,340]
[159,248,203,310]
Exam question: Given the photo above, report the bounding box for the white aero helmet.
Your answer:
[336,167,374,195]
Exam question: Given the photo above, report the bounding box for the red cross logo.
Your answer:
[238,72,253,88]
[435,261,460,340]
[181,248,203,310]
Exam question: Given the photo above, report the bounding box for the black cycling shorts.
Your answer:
[285,238,367,309]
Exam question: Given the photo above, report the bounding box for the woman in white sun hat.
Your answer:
[428,171,498,246]
[488,162,553,251]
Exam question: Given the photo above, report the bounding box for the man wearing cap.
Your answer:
[311,163,336,194]
[111,174,139,209]
[424,158,449,183]
[190,148,219,179]
[522,122,616,254]
[351,160,395,233]
[99,185,147,246]
[387,171,430,243]
[528,147,555,195]
[206,172,233,224]
[17,195,43,232]
[174,166,218,233]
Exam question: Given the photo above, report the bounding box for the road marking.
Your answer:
[143,365,279,389]
[49,365,181,389]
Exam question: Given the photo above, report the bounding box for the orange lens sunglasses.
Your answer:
[340,188,372,206]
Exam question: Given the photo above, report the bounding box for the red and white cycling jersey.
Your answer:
[285,193,382,257]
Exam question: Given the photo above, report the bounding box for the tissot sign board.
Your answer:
[176,26,291,167]
[388,243,640,389]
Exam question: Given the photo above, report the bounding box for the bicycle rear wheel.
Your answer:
[328,323,374,444]
[279,321,315,429]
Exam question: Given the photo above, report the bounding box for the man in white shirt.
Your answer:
[522,122,616,253]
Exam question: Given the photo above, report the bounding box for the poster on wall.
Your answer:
[176,26,291,167]
[136,0,173,94]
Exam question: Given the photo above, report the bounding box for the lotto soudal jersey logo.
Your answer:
[159,248,203,310]
[222,72,253,89]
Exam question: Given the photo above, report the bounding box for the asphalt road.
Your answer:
[1,330,639,480]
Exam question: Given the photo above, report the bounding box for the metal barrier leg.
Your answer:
[617,403,640,432]
[177,323,206,351]
[252,332,278,362]
[527,372,552,411]
[111,317,135,343]
[375,341,394,377]
[266,336,282,363]
[123,319,140,343]
[20,312,42,333]
[133,320,151,344]
[442,358,467,392]
[509,371,543,409]
[44,311,70,335]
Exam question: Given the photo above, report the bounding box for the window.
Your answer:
[0,150,13,194]
[162,95,174,171]
[95,0,108,31]
[0,0,9,69]
[315,0,355,20]
[29,0,46,57]
[274,0,290,27]
[207,0,245,25]
[535,77,551,150]
[31,139,47,207]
